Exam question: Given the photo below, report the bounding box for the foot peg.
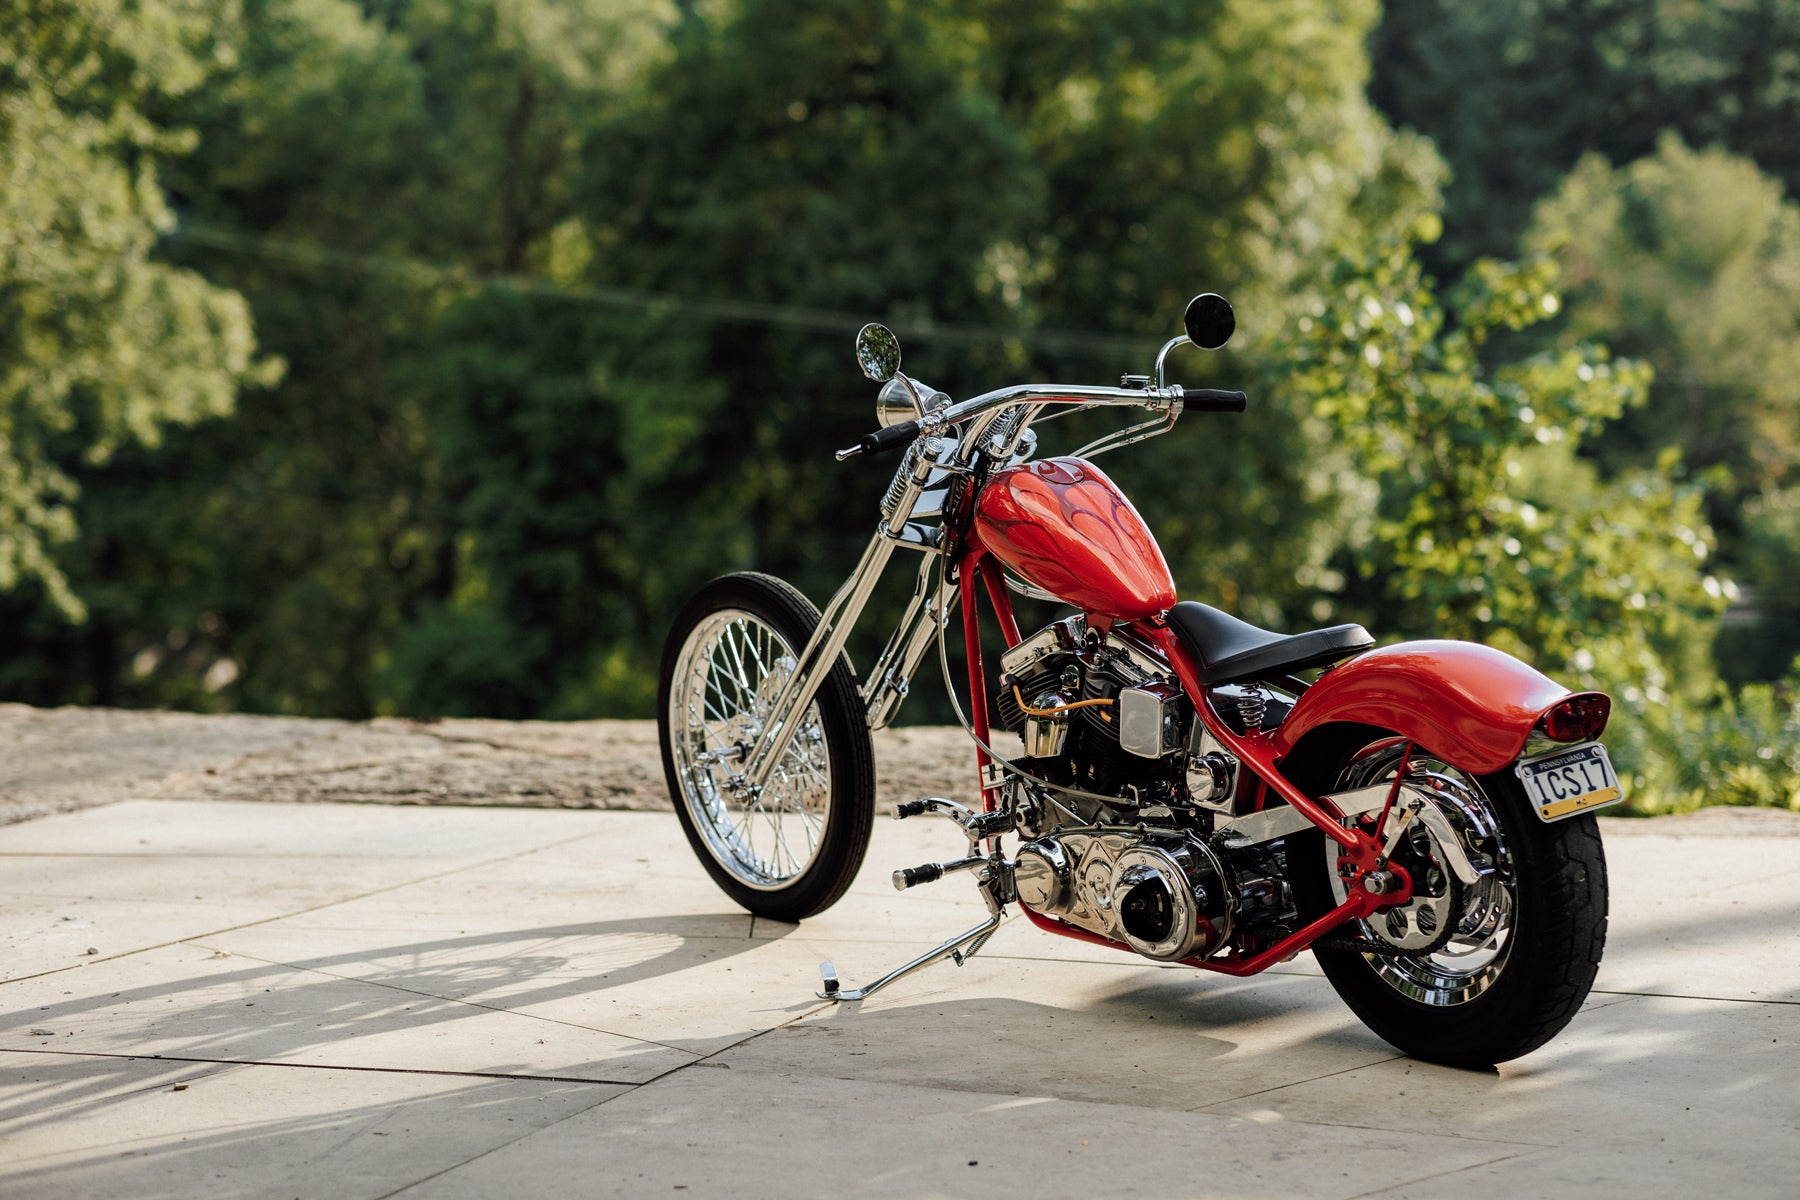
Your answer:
[892,797,1016,840]
[893,862,944,890]
[892,854,985,891]
[894,796,972,821]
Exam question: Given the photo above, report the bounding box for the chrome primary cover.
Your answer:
[1017,830,1233,961]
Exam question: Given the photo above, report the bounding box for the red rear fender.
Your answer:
[1273,640,1600,776]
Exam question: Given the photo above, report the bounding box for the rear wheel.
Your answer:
[657,573,875,922]
[1294,739,1609,1067]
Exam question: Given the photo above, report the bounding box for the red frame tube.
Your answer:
[960,552,1023,813]
[959,559,995,812]
[1143,623,1365,852]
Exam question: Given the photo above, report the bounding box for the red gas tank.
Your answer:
[973,457,1176,621]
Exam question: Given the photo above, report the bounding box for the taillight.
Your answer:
[1540,693,1611,743]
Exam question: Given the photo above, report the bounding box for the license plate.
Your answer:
[1516,742,1624,822]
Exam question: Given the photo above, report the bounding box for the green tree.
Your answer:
[1370,0,1800,276]
[0,0,1467,722]
[1525,137,1800,682]
[1715,487,1800,686]
[403,0,1046,714]
[14,0,676,714]
[1526,136,1800,490]
[1276,231,1725,708]
[0,0,269,621]
[364,0,1452,716]
[945,0,1447,630]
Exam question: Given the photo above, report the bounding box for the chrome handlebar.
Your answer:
[835,382,1193,462]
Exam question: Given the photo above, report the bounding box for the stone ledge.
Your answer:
[4,702,1792,835]
[0,704,972,827]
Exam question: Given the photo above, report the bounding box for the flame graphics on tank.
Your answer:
[973,458,1176,620]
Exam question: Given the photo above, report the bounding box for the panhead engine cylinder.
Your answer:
[1015,831,1233,961]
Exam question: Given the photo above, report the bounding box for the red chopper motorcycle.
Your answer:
[657,295,1621,1067]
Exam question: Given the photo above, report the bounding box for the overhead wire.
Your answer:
[162,222,1798,390]
[163,220,1165,360]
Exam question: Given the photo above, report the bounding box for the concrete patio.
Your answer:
[2,793,1797,1198]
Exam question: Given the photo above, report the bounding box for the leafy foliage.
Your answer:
[0,0,271,616]
[1276,229,1725,703]
[1524,136,1800,684]
[1526,135,1800,490]
[27,0,678,715]
[56,0,1425,719]
[1370,0,1800,275]
[1612,665,1800,814]
[0,0,1791,816]
[1715,486,1800,686]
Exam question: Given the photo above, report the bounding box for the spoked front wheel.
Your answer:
[1295,738,1609,1067]
[657,573,875,922]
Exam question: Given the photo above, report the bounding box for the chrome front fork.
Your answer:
[742,531,897,793]
[743,432,952,789]
[864,555,957,731]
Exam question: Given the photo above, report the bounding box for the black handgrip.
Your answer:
[858,419,922,456]
[894,862,945,889]
[1185,388,1247,412]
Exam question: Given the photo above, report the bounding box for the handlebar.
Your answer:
[836,381,1248,461]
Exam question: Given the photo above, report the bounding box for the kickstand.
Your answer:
[816,909,1004,1002]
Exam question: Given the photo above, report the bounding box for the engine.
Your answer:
[995,615,1191,811]
[995,615,1295,960]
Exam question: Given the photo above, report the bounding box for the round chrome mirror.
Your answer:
[1183,294,1234,351]
[855,323,901,382]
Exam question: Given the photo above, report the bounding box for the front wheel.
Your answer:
[657,572,875,922]
[1292,739,1609,1067]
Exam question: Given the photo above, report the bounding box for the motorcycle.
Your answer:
[656,295,1620,1067]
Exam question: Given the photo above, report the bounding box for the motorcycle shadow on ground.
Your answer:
[732,955,1425,1106]
[0,1059,622,1197]
[760,865,1800,1111]
[0,913,782,1132]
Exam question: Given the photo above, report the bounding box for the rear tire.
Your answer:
[657,573,875,922]
[1292,739,1609,1067]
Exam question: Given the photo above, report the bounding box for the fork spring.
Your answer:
[878,443,921,521]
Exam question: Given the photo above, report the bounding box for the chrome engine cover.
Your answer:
[1015,829,1233,961]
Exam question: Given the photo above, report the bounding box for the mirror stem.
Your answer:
[1153,335,1191,390]
[896,371,928,419]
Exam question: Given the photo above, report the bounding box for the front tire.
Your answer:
[1293,739,1609,1067]
[657,573,875,922]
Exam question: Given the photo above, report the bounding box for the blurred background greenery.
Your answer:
[3,0,1797,813]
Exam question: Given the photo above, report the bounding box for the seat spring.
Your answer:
[1236,686,1267,731]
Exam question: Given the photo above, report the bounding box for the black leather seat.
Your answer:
[1167,601,1374,687]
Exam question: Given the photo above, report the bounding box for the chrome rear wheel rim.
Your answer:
[1330,746,1517,1006]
